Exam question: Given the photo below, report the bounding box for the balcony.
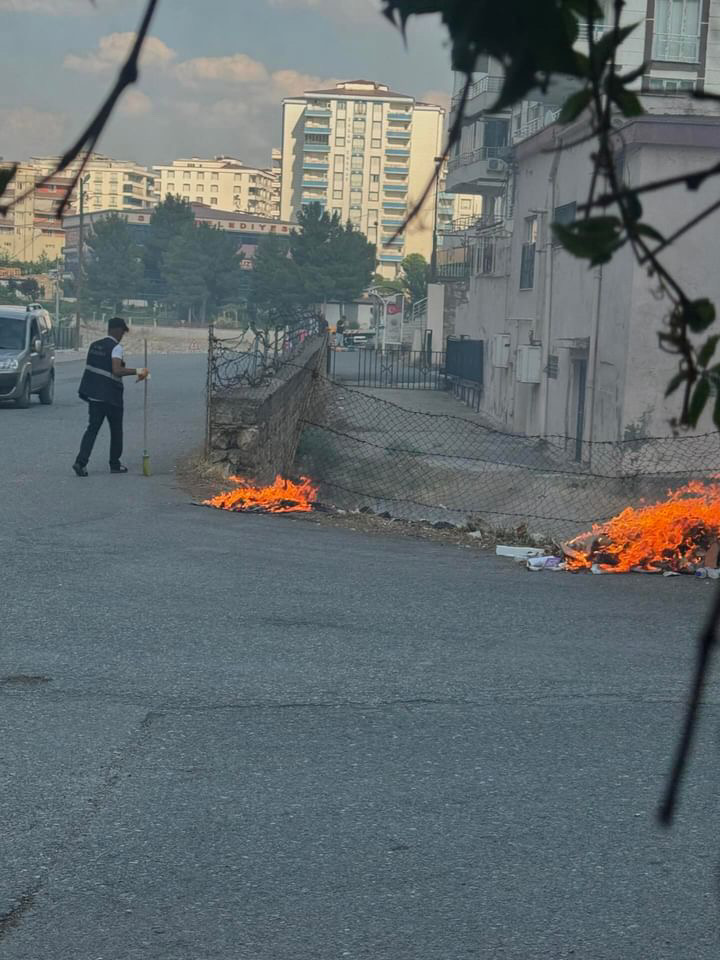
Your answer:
[303,144,331,153]
[382,200,406,209]
[653,31,701,63]
[386,130,411,140]
[387,112,411,122]
[381,217,404,226]
[445,145,510,195]
[305,122,331,132]
[379,253,404,262]
[302,180,328,189]
[301,197,325,206]
[305,106,331,117]
[385,148,410,157]
[383,184,407,194]
[303,161,329,171]
[450,75,505,120]
[512,109,561,143]
[384,166,408,176]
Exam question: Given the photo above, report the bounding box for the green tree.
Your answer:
[145,195,195,285]
[399,254,429,304]
[85,213,143,312]
[290,204,375,305]
[252,234,305,311]
[19,278,40,300]
[162,222,245,323]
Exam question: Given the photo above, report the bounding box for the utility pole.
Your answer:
[75,172,90,349]
[54,250,61,328]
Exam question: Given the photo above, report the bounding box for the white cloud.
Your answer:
[0,107,68,157]
[118,88,152,117]
[64,32,176,74]
[175,54,268,90]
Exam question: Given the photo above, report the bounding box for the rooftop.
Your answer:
[303,80,413,100]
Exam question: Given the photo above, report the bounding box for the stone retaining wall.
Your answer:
[207,334,327,482]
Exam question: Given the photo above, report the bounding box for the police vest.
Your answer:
[78,337,124,407]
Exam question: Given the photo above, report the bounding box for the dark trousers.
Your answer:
[76,401,123,468]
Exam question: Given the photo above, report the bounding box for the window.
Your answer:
[646,75,696,92]
[183,184,190,192]
[461,199,471,210]
[197,184,204,192]
[306,133,329,144]
[183,171,191,179]
[211,185,218,193]
[372,102,383,120]
[653,0,701,62]
[333,189,343,199]
[370,174,380,184]
[352,137,365,152]
[235,173,243,181]
[350,172,363,189]
[334,155,345,172]
[350,190,362,204]
[335,135,346,147]
[210,197,218,204]
[196,196,203,203]
[211,172,219,180]
[520,216,537,289]
[484,119,510,149]
[553,201,577,227]
[197,172,205,180]
[370,157,380,175]
[337,101,346,116]
[354,101,367,116]
[369,190,379,202]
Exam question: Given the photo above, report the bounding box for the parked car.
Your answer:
[0,305,56,407]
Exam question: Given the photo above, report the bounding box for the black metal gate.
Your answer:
[331,348,446,389]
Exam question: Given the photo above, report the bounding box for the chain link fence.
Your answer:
[294,361,720,540]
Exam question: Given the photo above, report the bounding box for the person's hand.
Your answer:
[136,367,150,382]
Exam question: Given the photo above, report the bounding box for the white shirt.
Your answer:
[88,335,123,403]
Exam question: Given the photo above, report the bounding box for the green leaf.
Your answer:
[0,163,17,201]
[665,371,687,397]
[633,223,665,243]
[698,335,720,368]
[607,75,644,117]
[624,193,642,223]
[688,377,710,427]
[558,88,593,123]
[592,23,640,67]
[685,298,716,333]
[553,216,624,263]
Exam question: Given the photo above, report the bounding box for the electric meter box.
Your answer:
[491,333,511,368]
[516,345,542,383]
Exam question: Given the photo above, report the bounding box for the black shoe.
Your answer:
[110,464,129,474]
[73,462,88,477]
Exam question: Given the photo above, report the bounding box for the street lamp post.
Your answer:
[75,172,91,348]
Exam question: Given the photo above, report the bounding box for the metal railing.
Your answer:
[576,23,610,42]
[512,108,561,144]
[451,75,504,111]
[447,146,508,174]
[652,32,701,63]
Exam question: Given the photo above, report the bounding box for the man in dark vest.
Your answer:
[72,317,149,477]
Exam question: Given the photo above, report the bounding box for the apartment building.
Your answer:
[153,157,279,219]
[29,153,155,214]
[0,162,68,262]
[268,148,282,219]
[436,0,720,445]
[281,80,445,276]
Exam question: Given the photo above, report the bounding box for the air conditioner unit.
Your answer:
[516,345,542,383]
[487,158,506,172]
[491,333,511,368]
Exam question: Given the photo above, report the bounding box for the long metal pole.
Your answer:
[76,177,85,349]
[142,338,150,476]
[54,253,60,328]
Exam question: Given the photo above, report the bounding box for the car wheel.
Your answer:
[39,372,54,405]
[14,376,31,409]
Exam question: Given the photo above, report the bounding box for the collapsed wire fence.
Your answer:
[206,331,720,540]
[296,366,720,541]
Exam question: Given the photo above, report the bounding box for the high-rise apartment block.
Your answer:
[281,80,445,276]
[153,157,279,219]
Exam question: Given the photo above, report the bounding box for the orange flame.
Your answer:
[204,475,318,513]
[564,481,720,573]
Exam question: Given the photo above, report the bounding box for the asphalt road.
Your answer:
[1,354,719,959]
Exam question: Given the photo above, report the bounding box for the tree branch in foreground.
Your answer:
[0,0,160,219]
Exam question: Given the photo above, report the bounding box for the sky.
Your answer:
[0,0,454,169]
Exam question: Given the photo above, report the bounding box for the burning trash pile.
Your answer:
[562,481,720,576]
[203,475,318,514]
